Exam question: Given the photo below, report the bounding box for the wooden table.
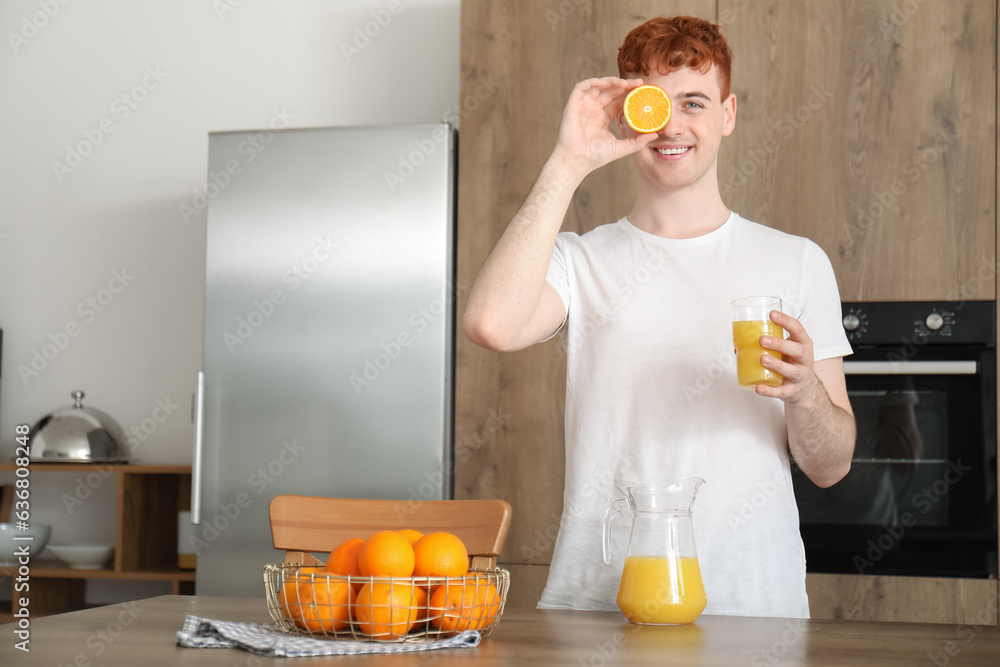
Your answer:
[2,595,999,665]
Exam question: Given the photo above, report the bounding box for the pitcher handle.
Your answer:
[602,498,629,565]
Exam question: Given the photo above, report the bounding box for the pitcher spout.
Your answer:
[667,477,705,511]
[625,478,705,513]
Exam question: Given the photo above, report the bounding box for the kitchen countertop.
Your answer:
[2,595,999,665]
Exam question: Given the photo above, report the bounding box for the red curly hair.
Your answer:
[618,16,733,101]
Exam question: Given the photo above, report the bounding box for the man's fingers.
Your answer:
[771,310,805,337]
[625,132,659,152]
[577,76,639,97]
[761,354,804,383]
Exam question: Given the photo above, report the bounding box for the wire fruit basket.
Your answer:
[264,563,510,642]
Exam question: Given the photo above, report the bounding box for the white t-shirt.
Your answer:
[538,212,852,619]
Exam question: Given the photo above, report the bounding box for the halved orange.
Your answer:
[623,85,671,133]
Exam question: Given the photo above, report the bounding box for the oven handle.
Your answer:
[843,360,978,375]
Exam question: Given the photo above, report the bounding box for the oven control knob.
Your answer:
[843,314,861,331]
[925,313,944,331]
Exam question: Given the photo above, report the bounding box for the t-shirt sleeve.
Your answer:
[541,234,572,342]
[800,241,853,361]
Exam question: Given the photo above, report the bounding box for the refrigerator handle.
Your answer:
[191,370,205,525]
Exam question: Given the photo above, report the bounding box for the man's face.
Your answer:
[619,64,736,193]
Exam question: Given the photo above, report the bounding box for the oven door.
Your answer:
[792,346,997,578]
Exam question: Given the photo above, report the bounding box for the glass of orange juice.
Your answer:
[732,296,784,388]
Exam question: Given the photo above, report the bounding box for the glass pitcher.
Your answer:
[603,478,707,625]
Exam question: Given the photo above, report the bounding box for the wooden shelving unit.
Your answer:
[0,463,195,621]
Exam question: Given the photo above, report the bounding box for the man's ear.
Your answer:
[722,93,737,137]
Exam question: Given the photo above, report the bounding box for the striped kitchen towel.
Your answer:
[176,615,481,657]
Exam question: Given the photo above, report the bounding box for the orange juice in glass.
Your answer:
[616,555,707,625]
[732,296,784,388]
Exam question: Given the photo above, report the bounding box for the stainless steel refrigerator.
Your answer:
[192,124,455,596]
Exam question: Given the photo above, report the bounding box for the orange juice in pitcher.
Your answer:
[617,556,706,624]
[603,479,707,625]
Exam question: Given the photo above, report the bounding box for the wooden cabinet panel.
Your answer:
[806,573,998,625]
[719,0,996,301]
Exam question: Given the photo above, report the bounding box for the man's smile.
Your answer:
[654,146,691,157]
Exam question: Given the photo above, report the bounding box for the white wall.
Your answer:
[0,0,460,603]
[0,0,461,463]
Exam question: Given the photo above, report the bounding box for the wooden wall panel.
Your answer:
[456,0,713,578]
[806,574,997,625]
[719,0,996,301]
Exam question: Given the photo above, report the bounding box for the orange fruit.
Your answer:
[430,577,502,633]
[413,532,469,578]
[325,537,365,592]
[397,529,424,546]
[278,565,322,628]
[354,581,416,639]
[411,585,430,626]
[298,574,355,634]
[358,531,416,577]
[623,84,671,133]
[325,538,364,576]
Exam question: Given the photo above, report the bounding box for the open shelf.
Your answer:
[0,463,193,618]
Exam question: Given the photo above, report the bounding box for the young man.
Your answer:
[464,16,856,618]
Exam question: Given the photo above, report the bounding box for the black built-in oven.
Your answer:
[792,301,997,578]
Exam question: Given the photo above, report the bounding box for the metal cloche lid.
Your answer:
[28,390,128,463]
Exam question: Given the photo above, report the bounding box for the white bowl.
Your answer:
[47,543,115,570]
[0,523,52,566]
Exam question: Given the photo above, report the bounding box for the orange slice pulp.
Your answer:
[623,84,672,134]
